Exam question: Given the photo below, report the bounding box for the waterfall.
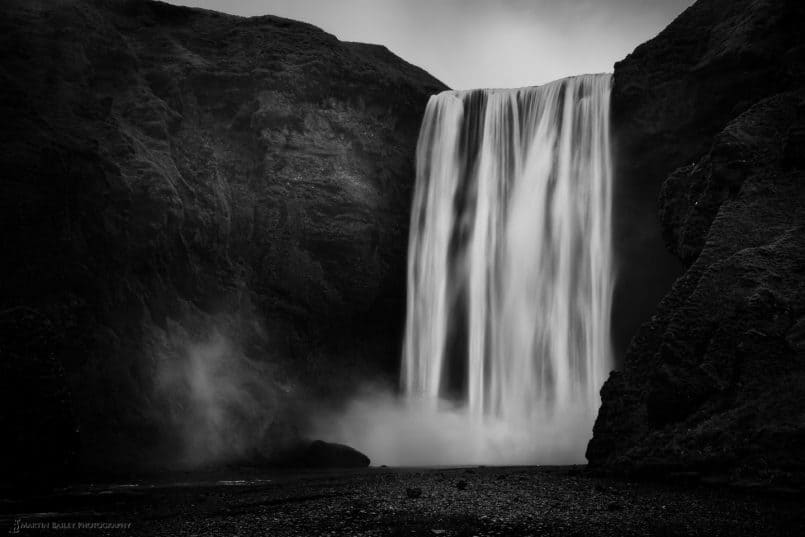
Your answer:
[401,74,613,462]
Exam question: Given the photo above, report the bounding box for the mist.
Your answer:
[310,387,594,466]
[151,319,292,467]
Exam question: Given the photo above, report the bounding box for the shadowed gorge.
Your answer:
[2,0,805,534]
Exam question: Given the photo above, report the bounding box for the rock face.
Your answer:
[589,0,805,486]
[0,0,445,482]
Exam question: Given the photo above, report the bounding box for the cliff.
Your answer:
[589,0,805,488]
[0,0,445,483]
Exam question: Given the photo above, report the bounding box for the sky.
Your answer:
[167,0,694,90]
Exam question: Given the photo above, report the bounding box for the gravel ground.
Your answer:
[2,466,803,536]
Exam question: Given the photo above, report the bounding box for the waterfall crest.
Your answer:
[402,74,614,461]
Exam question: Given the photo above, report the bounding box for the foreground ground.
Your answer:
[1,466,803,536]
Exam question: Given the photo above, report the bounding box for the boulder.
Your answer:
[301,440,371,468]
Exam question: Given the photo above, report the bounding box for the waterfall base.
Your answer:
[310,391,595,466]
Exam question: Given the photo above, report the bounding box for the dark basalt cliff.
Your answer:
[589,0,805,487]
[0,0,445,483]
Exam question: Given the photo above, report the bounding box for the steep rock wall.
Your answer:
[0,0,445,481]
[590,0,805,488]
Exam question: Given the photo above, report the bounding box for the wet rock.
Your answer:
[301,440,370,468]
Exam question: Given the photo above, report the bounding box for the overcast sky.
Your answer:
[167,0,694,89]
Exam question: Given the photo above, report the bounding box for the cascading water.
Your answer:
[312,74,613,465]
[401,74,614,463]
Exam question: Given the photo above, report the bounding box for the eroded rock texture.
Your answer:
[589,0,805,487]
[0,0,444,481]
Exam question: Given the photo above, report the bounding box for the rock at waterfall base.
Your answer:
[301,440,371,468]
